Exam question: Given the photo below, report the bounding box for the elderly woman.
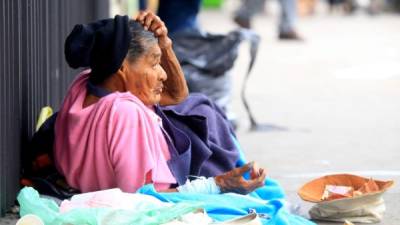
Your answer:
[55,11,266,195]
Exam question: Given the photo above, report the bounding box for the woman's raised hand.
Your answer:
[136,11,172,49]
[215,162,267,195]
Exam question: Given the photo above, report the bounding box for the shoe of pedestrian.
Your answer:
[278,31,303,41]
[233,15,251,29]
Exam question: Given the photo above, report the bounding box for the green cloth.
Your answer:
[17,187,203,225]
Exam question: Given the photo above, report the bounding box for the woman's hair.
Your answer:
[126,20,158,63]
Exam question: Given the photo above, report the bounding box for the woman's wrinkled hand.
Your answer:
[136,11,172,49]
[215,162,267,195]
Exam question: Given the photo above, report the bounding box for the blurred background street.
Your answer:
[198,1,400,224]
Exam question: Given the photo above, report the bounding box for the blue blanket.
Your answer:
[138,179,315,225]
[145,103,315,225]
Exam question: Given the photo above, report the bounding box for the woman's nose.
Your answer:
[159,67,167,81]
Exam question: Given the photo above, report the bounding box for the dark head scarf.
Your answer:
[65,15,131,84]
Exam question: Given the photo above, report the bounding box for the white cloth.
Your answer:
[177,177,221,194]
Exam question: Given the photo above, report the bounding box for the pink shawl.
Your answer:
[54,70,176,192]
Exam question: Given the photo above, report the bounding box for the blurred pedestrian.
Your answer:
[234,0,303,40]
[140,0,202,34]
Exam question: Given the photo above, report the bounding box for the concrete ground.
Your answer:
[2,1,400,225]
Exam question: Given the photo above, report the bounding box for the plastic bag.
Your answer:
[17,187,203,225]
[171,29,260,126]
[35,106,53,131]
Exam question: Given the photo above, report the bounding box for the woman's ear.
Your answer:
[116,60,130,81]
[111,59,131,92]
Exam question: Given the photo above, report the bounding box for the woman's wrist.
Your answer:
[214,175,225,193]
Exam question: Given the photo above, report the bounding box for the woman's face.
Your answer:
[124,43,167,105]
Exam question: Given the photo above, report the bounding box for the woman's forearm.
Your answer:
[159,41,189,106]
[160,188,178,193]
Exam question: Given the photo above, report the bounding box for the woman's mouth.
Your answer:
[154,86,163,94]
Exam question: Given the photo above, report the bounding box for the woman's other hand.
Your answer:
[136,10,188,105]
[136,11,172,49]
[215,162,267,195]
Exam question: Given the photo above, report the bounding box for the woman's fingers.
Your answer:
[136,11,149,22]
[155,27,168,36]
[235,162,254,176]
[143,14,155,30]
[259,168,266,177]
[250,162,261,178]
[143,12,159,32]
[258,168,267,182]
[135,10,155,29]
[248,169,267,188]
[149,19,162,31]
[243,166,267,193]
[136,11,168,37]
[151,21,167,36]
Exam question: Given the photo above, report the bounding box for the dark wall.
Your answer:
[0,0,109,215]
